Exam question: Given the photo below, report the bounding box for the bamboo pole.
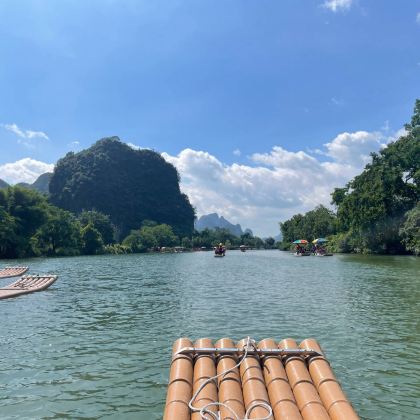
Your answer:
[279,339,330,420]
[299,339,359,420]
[237,338,273,419]
[216,338,246,420]
[164,337,194,420]
[191,338,218,420]
[258,338,303,420]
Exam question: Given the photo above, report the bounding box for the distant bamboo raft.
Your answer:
[164,337,359,420]
[0,266,29,279]
[0,275,58,300]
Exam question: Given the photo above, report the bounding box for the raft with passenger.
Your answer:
[214,243,226,257]
[313,238,333,257]
[164,336,359,419]
[292,239,310,256]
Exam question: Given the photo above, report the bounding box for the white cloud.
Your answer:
[322,0,352,12]
[233,148,241,156]
[0,158,54,184]
[127,142,141,150]
[162,128,389,236]
[127,142,152,151]
[2,123,49,140]
[68,140,81,150]
[0,126,398,236]
[417,12,420,24]
[323,131,385,166]
[387,127,407,143]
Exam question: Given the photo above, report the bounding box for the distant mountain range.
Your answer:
[195,213,253,237]
[0,172,52,193]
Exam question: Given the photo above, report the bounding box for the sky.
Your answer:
[0,0,419,236]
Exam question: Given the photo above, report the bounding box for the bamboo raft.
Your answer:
[0,266,29,279]
[0,275,58,300]
[164,337,359,420]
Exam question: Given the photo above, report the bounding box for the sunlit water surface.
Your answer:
[1,251,419,419]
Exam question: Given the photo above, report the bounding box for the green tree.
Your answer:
[151,224,178,247]
[81,224,103,255]
[32,207,81,256]
[137,226,159,249]
[122,230,148,253]
[79,210,115,244]
[279,205,337,245]
[264,237,275,249]
[399,204,420,255]
[330,103,419,253]
[181,237,192,248]
[0,207,17,257]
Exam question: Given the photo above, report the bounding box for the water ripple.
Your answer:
[0,251,419,419]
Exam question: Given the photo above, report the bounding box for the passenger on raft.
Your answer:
[295,244,304,255]
[215,243,226,256]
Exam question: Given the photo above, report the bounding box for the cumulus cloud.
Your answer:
[0,158,54,184]
[0,126,405,236]
[322,0,352,12]
[162,128,399,236]
[233,149,241,156]
[323,131,386,166]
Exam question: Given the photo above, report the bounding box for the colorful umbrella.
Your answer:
[312,238,328,244]
[293,239,308,244]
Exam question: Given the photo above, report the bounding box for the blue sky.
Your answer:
[1,0,419,236]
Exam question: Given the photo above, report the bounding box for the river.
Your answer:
[0,251,419,419]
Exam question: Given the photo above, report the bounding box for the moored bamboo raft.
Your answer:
[164,337,359,420]
[0,266,29,279]
[0,275,58,300]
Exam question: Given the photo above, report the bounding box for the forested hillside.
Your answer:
[279,100,420,254]
[16,173,52,193]
[49,137,195,239]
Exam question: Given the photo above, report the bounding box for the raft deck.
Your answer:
[0,266,29,279]
[164,337,359,420]
[0,275,58,300]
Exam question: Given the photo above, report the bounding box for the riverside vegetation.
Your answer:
[0,137,273,258]
[1,100,418,258]
[0,187,274,258]
[279,100,420,255]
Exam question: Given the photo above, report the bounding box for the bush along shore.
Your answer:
[278,100,420,255]
[0,187,276,258]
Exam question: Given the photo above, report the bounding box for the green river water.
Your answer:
[0,251,419,419]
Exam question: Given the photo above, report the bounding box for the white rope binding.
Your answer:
[187,336,273,420]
